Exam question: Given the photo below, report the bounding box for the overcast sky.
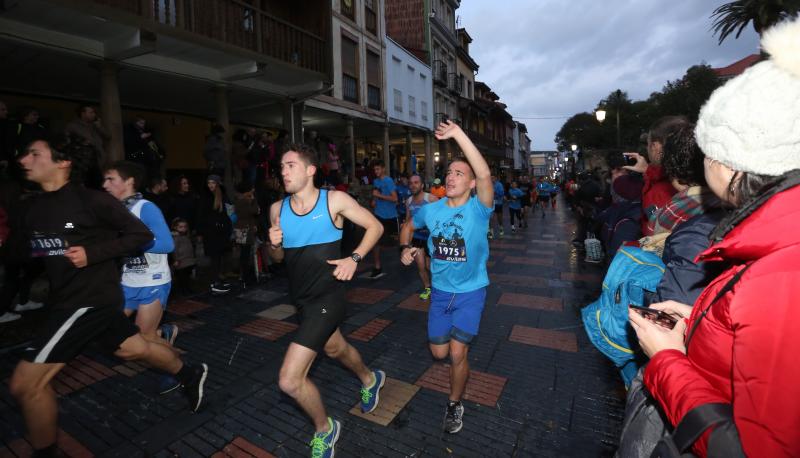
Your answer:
[457,0,760,150]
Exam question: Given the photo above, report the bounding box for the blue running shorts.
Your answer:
[428,287,486,344]
[123,283,172,311]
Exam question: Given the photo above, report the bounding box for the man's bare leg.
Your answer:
[278,343,329,432]
[323,329,372,386]
[9,361,65,450]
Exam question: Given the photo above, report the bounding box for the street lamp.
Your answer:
[596,89,622,147]
[570,144,578,152]
[594,110,606,123]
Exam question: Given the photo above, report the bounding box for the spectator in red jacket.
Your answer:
[623,116,688,236]
[629,18,800,457]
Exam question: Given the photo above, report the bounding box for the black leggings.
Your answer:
[509,208,522,226]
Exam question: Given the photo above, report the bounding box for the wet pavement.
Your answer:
[0,202,624,457]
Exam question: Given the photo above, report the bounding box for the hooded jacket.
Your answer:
[644,175,800,457]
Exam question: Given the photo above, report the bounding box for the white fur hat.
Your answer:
[696,17,800,176]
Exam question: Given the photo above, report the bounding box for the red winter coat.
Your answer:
[644,184,800,457]
[641,165,675,236]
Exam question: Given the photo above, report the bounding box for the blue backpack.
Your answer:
[581,246,665,386]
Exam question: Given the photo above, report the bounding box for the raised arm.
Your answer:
[435,121,493,207]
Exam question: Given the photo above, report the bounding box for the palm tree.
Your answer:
[711,0,800,45]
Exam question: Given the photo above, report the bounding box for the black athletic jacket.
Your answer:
[23,182,153,310]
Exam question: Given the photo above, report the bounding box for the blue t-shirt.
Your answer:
[536,182,553,197]
[373,176,397,219]
[508,188,523,210]
[493,181,505,206]
[396,184,411,218]
[413,196,493,293]
[407,193,433,240]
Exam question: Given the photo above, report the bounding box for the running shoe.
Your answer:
[419,287,432,300]
[210,281,231,295]
[0,312,21,323]
[309,417,340,458]
[182,363,208,412]
[487,229,494,240]
[511,225,516,233]
[14,300,44,312]
[499,228,505,238]
[360,370,386,413]
[160,324,179,346]
[368,268,383,279]
[158,375,181,395]
[444,401,464,433]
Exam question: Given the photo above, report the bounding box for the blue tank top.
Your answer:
[281,189,342,248]
[279,190,344,306]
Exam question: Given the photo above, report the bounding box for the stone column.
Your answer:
[100,60,124,164]
[383,123,391,176]
[424,133,433,184]
[213,85,234,197]
[346,117,355,182]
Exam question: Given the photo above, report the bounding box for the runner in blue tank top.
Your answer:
[399,121,494,434]
[405,174,439,300]
[267,144,385,458]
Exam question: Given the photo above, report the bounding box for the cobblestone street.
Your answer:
[0,203,625,457]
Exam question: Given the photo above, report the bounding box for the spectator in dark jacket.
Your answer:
[170,175,199,231]
[197,175,232,294]
[598,173,643,257]
[13,107,47,157]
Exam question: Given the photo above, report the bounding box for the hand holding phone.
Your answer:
[629,305,678,329]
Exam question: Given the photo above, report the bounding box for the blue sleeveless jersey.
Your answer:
[280,190,344,306]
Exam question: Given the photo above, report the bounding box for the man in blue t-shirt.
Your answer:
[490,175,505,239]
[370,160,397,279]
[507,181,524,233]
[399,120,494,435]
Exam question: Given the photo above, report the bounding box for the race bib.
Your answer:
[123,254,149,272]
[432,235,467,262]
[30,233,68,257]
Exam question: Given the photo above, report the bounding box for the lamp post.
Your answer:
[596,89,622,147]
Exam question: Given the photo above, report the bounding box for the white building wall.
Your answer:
[385,37,434,130]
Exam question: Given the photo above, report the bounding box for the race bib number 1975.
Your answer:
[432,236,467,262]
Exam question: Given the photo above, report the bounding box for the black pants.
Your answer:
[238,243,255,282]
[509,208,522,226]
[173,266,194,295]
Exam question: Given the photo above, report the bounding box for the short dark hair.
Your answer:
[76,104,94,116]
[25,133,95,183]
[449,157,475,179]
[372,159,386,168]
[648,115,690,145]
[661,124,706,186]
[283,143,318,167]
[106,160,145,190]
[147,174,165,190]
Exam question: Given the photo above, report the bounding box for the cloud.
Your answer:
[458,0,760,149]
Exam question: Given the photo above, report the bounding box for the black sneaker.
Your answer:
[444,401,464,434]
[183,363,208,412]
[368,268,383,279]
[210,281,231,295]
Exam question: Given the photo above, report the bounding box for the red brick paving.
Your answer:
[497,293,563,312]
[52,356,115,396]
[348,318,392,342]
[397,294,429,312]
[2,430,93,458]
[489,274,549,288]
[561,272,603,283]
[415,363,507,406]
[346,287,394,304]
[212,437,275,458]
[504,256,554,266]
[169,299,211,316]
[509,325,578,352]
[235,318,298,341]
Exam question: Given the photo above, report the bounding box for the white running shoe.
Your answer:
[14,300,44,312]
[0,312,22,323]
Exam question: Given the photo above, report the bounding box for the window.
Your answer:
[341,36,359,103]
[394,89,403,113]
[421,101,428,121]
[341,0,355,20]
[409,95,416,118]
[366,50,381,110]
[365,0,377,34]
[467,80,473,99]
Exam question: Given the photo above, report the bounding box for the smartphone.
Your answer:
[623,154,638,167]
[629,305,678,329]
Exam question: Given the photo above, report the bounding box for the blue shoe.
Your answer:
[158,374,181,395]
[309,417,340,458]
[160,324,179,345]
[360,370,386,413]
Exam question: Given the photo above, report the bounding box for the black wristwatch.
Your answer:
[400,244,412,250]
[350,252,362,263]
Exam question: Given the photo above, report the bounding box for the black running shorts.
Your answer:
[537,195,551,203]
[293,294,346,352]
[22,306,140,364]
[411,237,430,257]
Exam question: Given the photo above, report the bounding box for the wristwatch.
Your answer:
[350,252,362,263]
[400,244,412,250]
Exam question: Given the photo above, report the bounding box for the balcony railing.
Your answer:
[91,0,327,74]
[432,60,448,86]
[367,84,381,110]
[448,73,462,95]
[343,74,359,103]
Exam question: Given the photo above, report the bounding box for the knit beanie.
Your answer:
[207,174,222,184]
[695,17,800,176]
